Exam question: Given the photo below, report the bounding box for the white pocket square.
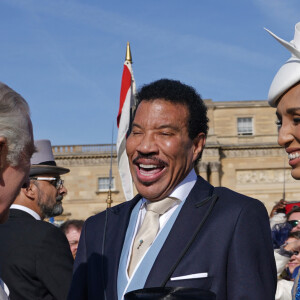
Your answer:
[170,272,208,281]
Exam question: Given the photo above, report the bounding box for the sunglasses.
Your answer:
[30,177,64,189]
[287,220,300,228]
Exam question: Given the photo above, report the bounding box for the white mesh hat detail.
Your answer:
[266,22,300,107]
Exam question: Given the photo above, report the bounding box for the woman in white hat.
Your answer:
[267,22,300,179]
[267,22,300,300]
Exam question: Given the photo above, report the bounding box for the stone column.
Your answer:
[210,162,221,186]
[198,162,208,180]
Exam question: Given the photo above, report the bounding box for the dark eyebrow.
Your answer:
[131,123,180,131]
[131,123,141,129]
[157,124,180,131]
[287,107,300,114]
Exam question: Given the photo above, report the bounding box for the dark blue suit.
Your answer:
[0,209,73,300]
[68,177,276,300]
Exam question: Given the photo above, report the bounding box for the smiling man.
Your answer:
[69,79,276,300]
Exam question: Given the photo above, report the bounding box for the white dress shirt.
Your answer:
[10,204,41,220]
[0,278,9,299]
[126,169,197,277]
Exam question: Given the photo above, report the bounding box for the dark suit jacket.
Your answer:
[68,177,277,300]
[0,208,74,300]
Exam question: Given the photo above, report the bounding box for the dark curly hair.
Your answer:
[135,79,209,139]
[271,222,293,249]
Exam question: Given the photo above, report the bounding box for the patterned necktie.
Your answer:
[128,197,177,277]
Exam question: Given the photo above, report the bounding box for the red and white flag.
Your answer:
[117,44,136,201]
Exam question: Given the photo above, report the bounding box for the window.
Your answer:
[98,177,115,191]
[237,117,253,136]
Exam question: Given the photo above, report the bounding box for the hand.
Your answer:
[270,199,287,218]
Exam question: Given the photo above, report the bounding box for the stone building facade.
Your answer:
[54,100,299,221]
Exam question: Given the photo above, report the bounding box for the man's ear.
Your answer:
[0,137,8,170]
[192,133,206,162]
[22,182,36,200]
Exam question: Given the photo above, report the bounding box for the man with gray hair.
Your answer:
[0,82,35,224]
[0,82,35,299]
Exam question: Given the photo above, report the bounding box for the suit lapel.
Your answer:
[104,194,142,299]
[145,177,215,287]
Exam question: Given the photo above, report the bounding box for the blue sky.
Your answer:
[1,0,299,145]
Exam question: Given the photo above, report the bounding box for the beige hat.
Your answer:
[266,22,300,107]
[30,139,69,176]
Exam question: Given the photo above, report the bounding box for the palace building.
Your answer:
[53,100,299,221]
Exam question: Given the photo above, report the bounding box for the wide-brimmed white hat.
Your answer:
[30,139,69,176]
[266,22,300,107]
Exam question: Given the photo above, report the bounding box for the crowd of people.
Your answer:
[0,20,300,300]
[270,203,300,299]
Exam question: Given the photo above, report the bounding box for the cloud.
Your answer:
[253,0,300,23]
[4,0,274,69]
[2,0,106,94]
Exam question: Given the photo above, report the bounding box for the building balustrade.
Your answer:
[52,144,116,155]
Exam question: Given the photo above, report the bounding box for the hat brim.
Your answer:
[30,165,70,176]
[268,57,300,107]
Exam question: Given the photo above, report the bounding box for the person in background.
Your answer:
[270,199,288,228]
[270,200,300,229]
[271,206,300,250]
[266,20,300,300]
[287,208,300,233]
[275,232,300,300]
[60,219,84,259]
[0,82,35,299]
[285,234,300,281]
[0,139,73,300]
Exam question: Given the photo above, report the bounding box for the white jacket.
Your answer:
[275,250,293,300]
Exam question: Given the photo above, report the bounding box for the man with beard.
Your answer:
[0,139,73,300]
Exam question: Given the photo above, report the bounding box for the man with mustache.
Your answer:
[0,139,73,300]
[69,79,276,300]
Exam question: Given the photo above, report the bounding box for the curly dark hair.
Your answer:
[271,222,293,249]
[135,79,209,139]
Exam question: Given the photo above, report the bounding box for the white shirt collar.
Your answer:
[10,204,41,220]
[142,168,197,205]
[169,168,197,201]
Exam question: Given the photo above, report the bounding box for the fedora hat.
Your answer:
[266,22,300,107]
[30,139,70,176]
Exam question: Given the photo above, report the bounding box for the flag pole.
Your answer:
[125,41,132,63]
[106,125,114,208]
